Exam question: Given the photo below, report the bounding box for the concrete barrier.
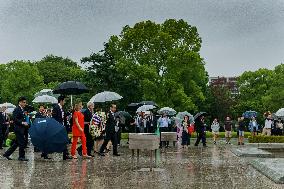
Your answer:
[129,133,159,171]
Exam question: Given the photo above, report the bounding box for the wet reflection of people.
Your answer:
[71,160,87,189]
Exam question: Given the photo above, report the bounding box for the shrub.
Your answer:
[119,132,251,139]
[248,135,284,143]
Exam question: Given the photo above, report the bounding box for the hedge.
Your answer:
[248,135,284,143]
[121,132,251,139]
[7,131,253,142]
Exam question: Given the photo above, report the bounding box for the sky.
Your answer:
[0,0,283,76]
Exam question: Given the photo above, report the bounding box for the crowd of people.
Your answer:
[0,95,283,162]
[0,96,122,161]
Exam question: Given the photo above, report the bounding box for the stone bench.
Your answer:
[160,132,177,147]
[129,133,160,170]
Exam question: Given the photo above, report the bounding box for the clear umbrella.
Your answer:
[0,102,16,108]
[34,89,58,97]
[157,107,177,116]
[32,95,58,104]
[90,91,123,103]
[176,111,194,123]
[275,108,284,117]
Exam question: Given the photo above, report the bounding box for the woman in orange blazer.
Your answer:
[71,101,91,159]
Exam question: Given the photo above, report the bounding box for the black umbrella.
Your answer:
[53,81,88,105]
[194,112,207,120]
[138,101,158,107]
[53,81,88,95]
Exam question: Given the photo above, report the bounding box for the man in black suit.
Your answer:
[52,95,72,160]
[99,104,120,156]
[3,97,29,161]
[0,107,5,149]
[77,102,94,156]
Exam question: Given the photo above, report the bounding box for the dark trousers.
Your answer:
[181,131,189,146]
[117,129,121,145]
[99,132,118,155]
[2,124,9,145]
[4,126,25,158]
[0,125,3,147]
[195,132,206,146]
[24,127,29,147]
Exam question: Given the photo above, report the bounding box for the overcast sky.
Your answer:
[0,0,283,76]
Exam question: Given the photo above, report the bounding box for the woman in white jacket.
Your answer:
[211,118,220,144]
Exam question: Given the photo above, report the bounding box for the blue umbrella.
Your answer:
[242,111,257,119]
[29,118,69,154]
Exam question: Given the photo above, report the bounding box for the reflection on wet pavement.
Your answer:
[0,143,283,189]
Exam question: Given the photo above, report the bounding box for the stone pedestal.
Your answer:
[129,133,159,171]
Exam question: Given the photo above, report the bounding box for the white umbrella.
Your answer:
[5,108,15,114]
[90,91,123,103]
[32,95,57,104]
[34,89,59,98]
[0,102,16,108]
[136,105,156,113]
[157,107,177,116]
[275,108,284,117]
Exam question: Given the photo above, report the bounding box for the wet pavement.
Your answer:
[0,140,283,189]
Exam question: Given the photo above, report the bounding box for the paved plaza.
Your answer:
[0,140,283,189]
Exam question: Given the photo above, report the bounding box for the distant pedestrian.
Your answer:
[181,115,190,148]
[224,117,233,144]
[262,114,273,136]
[275,118,283,136]
[211,118,220,144]
[249,117,259,136]
[238,117,246,145]
[194,115,207,147]
[158,114,171,147]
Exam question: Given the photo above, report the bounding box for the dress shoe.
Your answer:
[98,152,105,156]
[113,153,120,156]
[41,154,51,159]
[18,157,28,161]
[3,154,12,160]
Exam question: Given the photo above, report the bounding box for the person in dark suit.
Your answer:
[52,95,72,160]
[194,116,207,147]
[35,105,46,119]
[77,102,94,156]
[99,104,120,156]
[3,97,29,161]
[0,107,5,149]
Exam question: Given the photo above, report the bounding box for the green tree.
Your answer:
[35,55,85,84]
[234,68,274,115]
[205,85,236,121]
[104,19,208,111]
[262,64,284,112]
[81,44,142,107]
[0,60,45,104]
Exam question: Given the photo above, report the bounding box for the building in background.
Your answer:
[209,76,239,96]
